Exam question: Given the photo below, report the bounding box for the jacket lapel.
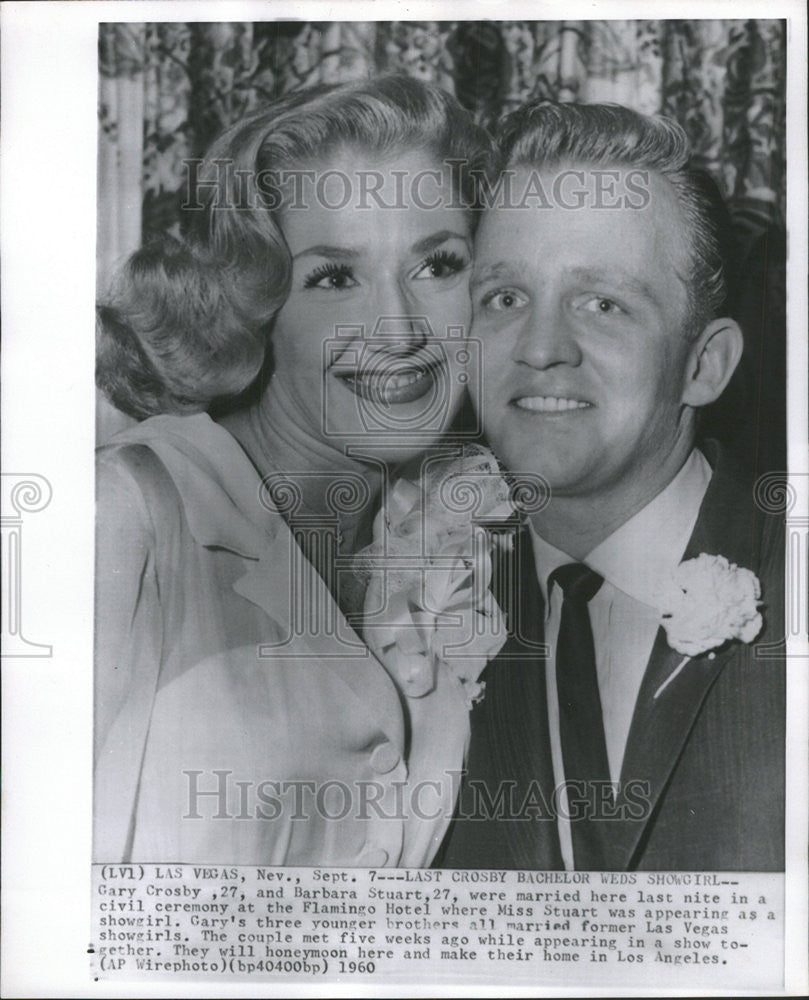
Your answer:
[235,527,406,757]
[609,445,758,869]
[110,413,406,757]
[607,631,736,869]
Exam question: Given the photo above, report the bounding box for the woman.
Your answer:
[94,76,496,866]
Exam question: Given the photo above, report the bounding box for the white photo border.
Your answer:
[2,2,806,997]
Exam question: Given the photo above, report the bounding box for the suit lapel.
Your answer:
[610,445,758,869]
[608,631,736,869]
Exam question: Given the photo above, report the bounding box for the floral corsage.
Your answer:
[355,445,515,709]
[653,553,763,698]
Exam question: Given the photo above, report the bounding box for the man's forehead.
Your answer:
[474,169,690,275]
[472,258,529,282]
[481,162,685,223]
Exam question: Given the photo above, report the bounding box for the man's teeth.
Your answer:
[515,395,590,412]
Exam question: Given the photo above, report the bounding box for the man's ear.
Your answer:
[681,317,744,407]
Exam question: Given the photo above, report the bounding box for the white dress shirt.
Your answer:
[528,448,712,869]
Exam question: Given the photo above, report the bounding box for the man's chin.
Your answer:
[491,455,611,513]
[486,436,585,483]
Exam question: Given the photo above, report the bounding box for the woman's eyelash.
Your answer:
[418,249,468,276]
[303,249,467,289]
[303,262,355,289]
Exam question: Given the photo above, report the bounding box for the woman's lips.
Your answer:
[337,359,446,404]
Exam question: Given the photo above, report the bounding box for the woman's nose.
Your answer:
[366,281,429,355]
[369,315,430,355]
[512,304,582,369]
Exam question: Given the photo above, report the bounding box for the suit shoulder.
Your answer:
[700,447,783,565]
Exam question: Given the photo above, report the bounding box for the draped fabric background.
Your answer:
[98,19,786,278]
[97,19,787,457]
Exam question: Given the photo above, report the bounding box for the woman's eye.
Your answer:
[581,296,623,315]
[413,250,468,280]
[303,264,358,291]
[480,288,528,312]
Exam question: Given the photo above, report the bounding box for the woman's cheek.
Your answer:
[428,284,472,334]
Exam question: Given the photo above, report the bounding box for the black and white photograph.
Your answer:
[2,1,807,995]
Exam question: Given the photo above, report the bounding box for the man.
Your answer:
[440,103,784,871]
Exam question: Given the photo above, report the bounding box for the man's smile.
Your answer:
[511,394,593,413]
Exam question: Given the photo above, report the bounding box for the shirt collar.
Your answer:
[529,530,575,606]
[529,448,712,611]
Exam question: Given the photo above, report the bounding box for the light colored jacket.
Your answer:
[94,413,470,866]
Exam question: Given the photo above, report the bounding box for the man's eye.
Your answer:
[582,296,623,315]
[303,264,358,290]
[413,250,468,280]
[480,288,528,312]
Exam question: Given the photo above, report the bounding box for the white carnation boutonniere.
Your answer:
[652,553,763,699]
[355,445,515,709]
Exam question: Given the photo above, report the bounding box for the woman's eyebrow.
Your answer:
[293,230,470,261]
[410,230,471,255]
[292,244,362,260]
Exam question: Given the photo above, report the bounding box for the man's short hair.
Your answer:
[495,102,736,337]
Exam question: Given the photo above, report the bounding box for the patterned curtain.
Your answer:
[98,19,785,277]
[97,19,787,443]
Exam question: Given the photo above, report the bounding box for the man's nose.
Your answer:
[512,305,582,369]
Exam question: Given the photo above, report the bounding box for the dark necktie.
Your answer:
[549,563,612,869]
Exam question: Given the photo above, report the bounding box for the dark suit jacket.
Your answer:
[438,445,785,871]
